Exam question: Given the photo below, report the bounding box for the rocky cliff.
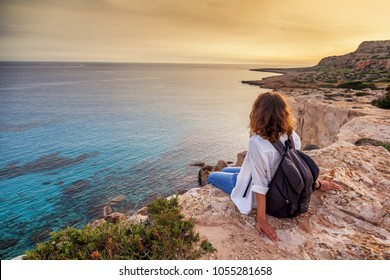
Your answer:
[288,88,387,148]
[248,40,390,89]
[176,92,390,260]
[318,40,390,70]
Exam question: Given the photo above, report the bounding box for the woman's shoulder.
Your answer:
[290,131,301,149]
[291,130,300,138]
[249,134,268,144]
[250,131,301,150]
[249,134,274,151]
[250,131,301,142]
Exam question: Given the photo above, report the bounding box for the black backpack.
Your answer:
[265,135,319,218]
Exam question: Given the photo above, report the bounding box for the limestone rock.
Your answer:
[105,212,126,224]
[235,151,247,167]
[103,205,112,217]
[294,97,366,148]
[127,213,148,224]
[109,194,126,204]
[215,160,228,171]
[198,165,213,186]
[197,160,229,186]
[291,93,390,148]
[88,219,106,229]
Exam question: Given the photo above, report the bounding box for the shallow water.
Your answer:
[0,62,274,258]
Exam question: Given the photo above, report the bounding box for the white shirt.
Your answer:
[230,132,301,214]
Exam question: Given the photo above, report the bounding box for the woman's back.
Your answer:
[231,131,301,214]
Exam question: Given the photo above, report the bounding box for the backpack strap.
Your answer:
[242,177,252,197]
[270,140,286,155]
[271,134,295,155]
[288,134,295,149]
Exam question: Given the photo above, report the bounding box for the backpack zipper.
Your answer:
[274,183,290,205]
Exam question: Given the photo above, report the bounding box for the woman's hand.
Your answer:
[255,193,279,242]
[256,219,279,242]
[317,180,342,191]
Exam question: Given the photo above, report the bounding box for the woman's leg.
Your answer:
[207,171,237,194]
[221,167,241,174]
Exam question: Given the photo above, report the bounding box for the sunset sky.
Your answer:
[1,0,389,66]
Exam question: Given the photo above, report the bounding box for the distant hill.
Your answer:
[247,40,390,89]
[318,40,390,70]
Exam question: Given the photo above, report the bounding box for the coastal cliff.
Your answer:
[246,40,390,90]
[318,40,390,70]
[177,92,390,260]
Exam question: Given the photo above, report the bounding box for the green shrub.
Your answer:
[303,144,320,151]
[337,81,377,90]
[321,83,336,88]
[324,94,337,101]
[355,138,390,152]
[355,91,369,97]
[23,197,212,260]
[371,92,390,109]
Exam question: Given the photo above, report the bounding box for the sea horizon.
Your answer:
[0,60,312,69]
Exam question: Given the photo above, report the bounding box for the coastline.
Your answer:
[249,67,314,74]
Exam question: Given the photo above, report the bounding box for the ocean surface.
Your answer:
[0,62,275,259]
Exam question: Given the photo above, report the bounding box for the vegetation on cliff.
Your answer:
[23,197,214,260]
[249,40,390,90]
[336,81,377,90]
[355,138,390,152]
[371,85,390,109]
[318,40,390,71]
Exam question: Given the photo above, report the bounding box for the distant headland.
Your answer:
[243,40,390,90]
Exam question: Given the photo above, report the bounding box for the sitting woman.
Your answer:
[207,91,341,242]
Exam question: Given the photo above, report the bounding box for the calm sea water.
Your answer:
[0,62,274,259]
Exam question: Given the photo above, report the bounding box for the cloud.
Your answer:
[1,0,389,64]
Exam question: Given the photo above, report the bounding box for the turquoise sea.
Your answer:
[0,62,274,259]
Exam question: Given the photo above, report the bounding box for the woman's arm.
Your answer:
[255,193,279,242]
[315,180,342,191]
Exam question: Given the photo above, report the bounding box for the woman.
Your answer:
[207,91,341,242]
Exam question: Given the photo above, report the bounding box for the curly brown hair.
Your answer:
[249,91,295,142]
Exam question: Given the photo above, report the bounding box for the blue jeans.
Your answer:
[207,167,241,195]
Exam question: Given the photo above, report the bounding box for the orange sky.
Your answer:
[1,0,389,65]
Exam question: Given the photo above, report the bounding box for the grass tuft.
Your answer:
[355,138,390,152]
[371,84,390,109]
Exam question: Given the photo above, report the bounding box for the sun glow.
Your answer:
[1,0,389,65]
